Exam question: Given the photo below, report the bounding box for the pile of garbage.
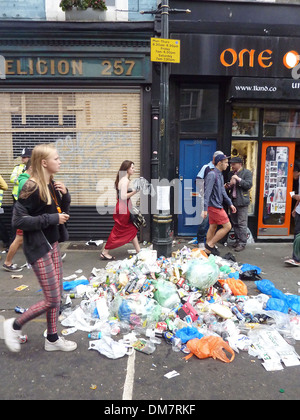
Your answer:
[59,246,300,371]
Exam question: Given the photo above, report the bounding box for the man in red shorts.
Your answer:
[202,154,236,256]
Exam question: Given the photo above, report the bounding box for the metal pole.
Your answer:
[152,0,173,258]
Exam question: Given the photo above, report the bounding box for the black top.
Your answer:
[13,179,71,264]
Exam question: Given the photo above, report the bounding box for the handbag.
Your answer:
[130,207,146,230]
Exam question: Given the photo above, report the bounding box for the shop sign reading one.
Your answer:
[220,48,300,70]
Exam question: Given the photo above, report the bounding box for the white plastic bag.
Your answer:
[88,335,129,359]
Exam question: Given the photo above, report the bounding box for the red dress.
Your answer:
[105,197,138,250]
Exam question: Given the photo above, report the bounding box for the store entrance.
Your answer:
[178,139,216,236]
[258,141,295,237]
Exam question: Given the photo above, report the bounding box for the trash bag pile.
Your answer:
[59,246,300,371]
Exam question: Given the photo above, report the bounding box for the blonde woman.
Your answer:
[3,144,77,353]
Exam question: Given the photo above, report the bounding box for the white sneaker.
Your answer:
[4,318,21,352]
[44,336,77,352]
[284,258,300,267]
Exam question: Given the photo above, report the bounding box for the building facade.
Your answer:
[161,0,300,241]
[0,2,155,240]
[1,0,300,244]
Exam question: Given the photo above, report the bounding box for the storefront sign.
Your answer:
[171,33,300,78]
[230,77,300,100]
[1,56,151,81]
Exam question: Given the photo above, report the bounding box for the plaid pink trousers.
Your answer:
[16,242,63,335]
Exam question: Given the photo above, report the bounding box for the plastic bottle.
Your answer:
[14,306,28,314]
[172,337,182,352]
[222,283,233,300]
[146,328,162,344]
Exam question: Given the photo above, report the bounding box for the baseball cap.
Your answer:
[21,148,32,158]
[215,154,229,165]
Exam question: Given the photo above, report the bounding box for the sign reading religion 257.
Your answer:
[0,56,151,81]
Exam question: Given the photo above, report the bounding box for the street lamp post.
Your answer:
[141,3,191,257]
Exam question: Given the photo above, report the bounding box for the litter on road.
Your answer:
[57,246,300,371]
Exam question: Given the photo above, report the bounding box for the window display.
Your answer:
[263,109,300,138]
[232,107,259,137]
[263,146,289,225]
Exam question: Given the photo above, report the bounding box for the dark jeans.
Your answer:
[293,213,300,262]
[197,217,209,244]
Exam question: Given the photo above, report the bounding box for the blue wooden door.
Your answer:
[178,139,217,236]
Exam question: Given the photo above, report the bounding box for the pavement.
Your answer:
[0,239,299,402]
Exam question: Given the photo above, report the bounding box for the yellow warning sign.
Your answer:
[151,38,180,63]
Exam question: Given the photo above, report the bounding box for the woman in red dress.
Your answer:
[101,160,140,260]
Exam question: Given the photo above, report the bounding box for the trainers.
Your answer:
[205,244,220,256]
[3,263,23,272]
[45,336,77,352]
[4,318,21,352]
[284,258,300,267]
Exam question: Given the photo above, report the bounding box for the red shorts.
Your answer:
[208,206,229,225]
[16,229,23,236]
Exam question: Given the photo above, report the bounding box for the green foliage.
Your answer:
[59,0,108,12]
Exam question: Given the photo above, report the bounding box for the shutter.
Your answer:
[0,90,141,212]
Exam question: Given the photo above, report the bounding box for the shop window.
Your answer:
[231,140,258,215]
[232,107,259,137]
[262,145,289,226]
[263,109,300,138]
[180,87,218,133]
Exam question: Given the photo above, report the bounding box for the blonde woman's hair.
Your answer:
[30,143,56,204]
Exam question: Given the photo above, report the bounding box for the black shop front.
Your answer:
[161,0,300,240]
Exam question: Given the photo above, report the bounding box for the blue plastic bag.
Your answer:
[255,279,275,295]
[241,264,262,274]
[265,298,289,314]
[256,279,300,314]
[228,271,239,280]
[63,278,89,291]
[286,295,300,314]
[175,327,203,343]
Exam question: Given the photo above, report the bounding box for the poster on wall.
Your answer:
[264,146,288,218]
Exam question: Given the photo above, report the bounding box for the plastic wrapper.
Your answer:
[175,326,203,343]
[185,255,220,291]
[88,336,129,359]
[110,294,162,326]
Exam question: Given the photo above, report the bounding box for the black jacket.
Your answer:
[12,181,71,264]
